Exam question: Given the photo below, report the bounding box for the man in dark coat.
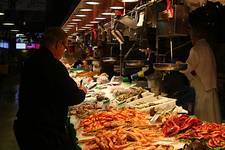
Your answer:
[14,27,86,150]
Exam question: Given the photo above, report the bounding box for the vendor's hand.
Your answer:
[131,73,139,81]
[79,85,87,94]
[79,80,87,93]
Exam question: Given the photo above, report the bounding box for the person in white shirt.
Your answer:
[181,4,221,122]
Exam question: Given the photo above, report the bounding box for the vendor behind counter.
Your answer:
[92,59,118,79]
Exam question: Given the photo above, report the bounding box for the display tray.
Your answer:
[101,57,117,64]
[124,60,146,68]
[153,63,187,71]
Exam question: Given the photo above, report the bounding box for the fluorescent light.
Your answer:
[10,29,20,32]
[72,18,82,22]
[0,12,4,16]
[16,34,25,37]
[71,32,78,36]
[75,14,87,17]
[66,24,75,27]
[69,22,77,25]
[110,6,124,9]
[95,17,106,20]
[63,28,71,31]
[85,1,100,5]
[82,26,91,29]
[64,27,72,29]
[121,0,138,2]
[80,8,93,12]
[85,24,94,27]
[102,12,115,16]
[78,28,86,31]
[2,22,15,26]
[90,21,100,24]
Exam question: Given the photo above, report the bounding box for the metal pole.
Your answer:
[170,38,173,61]
[119,43,123,77]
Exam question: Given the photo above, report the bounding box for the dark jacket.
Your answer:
[16,47,85,129]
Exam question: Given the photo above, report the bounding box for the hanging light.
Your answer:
[10,29,20,32]
[71,32,77,36]
[85,1,100,5]
[66,24,75,27]
[64,27,72,30]
[90,21,100,24]
[82,26,91,29]
[110,1,124,10]
[85,24,94,27]
[102,12,115,16]
[72,18,82,22]
[95,17,106,20]
[110,6,124,10]
[80,8,93,12]
[120,0,139,2]
[68,22,77,25]
[75,14,87,17]
[2,22,15,26]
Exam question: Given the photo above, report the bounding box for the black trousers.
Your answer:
[14,120,73,150]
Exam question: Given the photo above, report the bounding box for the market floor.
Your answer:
[0,74,20,150]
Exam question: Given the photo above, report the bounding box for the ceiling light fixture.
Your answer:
[64,26,72,29]
[85,24,94,27]
[69,22,77,25]
[0,12,5,16]
[75,14,87,17]
[90,21,100,24]
[72,18,82,22]
[10,29,20,32]
[85,1,100,5]
[66,24,75,27]
[121,0,139,2]
[80,8,93,12]
[95,17,106,20]
[71,33,77,36]
[2,22,15,26]
[78,28,86,31]
[16,33,25,37]
[102,12,115,16]
[82,26,91,29]
[64,28,72,30]
[110,6,124,9]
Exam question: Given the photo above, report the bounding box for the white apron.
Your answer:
[189,74,221,122]
[182,39,221,122]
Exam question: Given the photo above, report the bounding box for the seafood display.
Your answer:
[67,71,224,150]
[79,125,174,150]
[162,114,202,137]
[179,122,225,148]
[75,71,98,77]
[162,114,225,149]
[111,87,145,98]
[79,108,149,133]
[69,102,102,118]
